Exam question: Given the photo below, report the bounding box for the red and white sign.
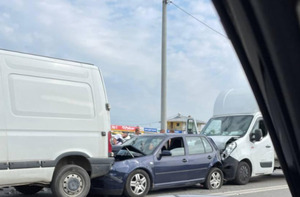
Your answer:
[111,125,139,132]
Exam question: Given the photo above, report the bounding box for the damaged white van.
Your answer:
[0,49,114,196]
[201,89,280,185]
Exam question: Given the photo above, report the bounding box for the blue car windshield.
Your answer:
[201,115,253,137]
[122,136,164,155]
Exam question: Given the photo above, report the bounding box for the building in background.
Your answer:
[167,113,205,133]
[111,113,205,134]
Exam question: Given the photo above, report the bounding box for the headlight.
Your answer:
[222,142,237,160]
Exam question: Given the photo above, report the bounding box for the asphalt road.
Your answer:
[148,170,290,197]
[0,170,290,197]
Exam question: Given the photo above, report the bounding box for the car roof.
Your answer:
[136,133,207,138]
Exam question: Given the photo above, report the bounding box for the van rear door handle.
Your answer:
[266,145,271,148]
[207,155,212,159]
[182,159,187,163]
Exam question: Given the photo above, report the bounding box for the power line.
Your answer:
[169,1,228,39]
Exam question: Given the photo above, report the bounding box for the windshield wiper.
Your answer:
[125,147,135,158]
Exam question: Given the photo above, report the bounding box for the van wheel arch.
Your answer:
[53,155,92,179]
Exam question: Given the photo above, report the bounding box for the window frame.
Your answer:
[250,118,268,140]
[201,137,213,153]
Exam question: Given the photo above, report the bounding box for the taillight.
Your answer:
[108,131,113,157]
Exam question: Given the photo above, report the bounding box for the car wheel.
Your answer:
[204,167,223,189]
[15,185,43,195]
[51,164,90,197]
[124,169,150,197]
[234,161,251,185]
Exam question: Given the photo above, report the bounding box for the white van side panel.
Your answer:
[0,60,8,170]
[0,168,54,186]
[0,131,7,169]
[0,52,108,163]
[90,69,110,156]
[9,74,95,119]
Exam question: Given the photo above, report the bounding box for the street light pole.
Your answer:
[161,0,168,130]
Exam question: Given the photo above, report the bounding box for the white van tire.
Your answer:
[234,161,251,185]
[51,164,90,197]
[15,185,43,195]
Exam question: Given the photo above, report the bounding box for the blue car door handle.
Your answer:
[207,155,212,160]
[182,159,187,163]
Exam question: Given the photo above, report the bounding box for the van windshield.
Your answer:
[201,115,253,137]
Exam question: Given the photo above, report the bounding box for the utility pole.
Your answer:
[161,0,168,130]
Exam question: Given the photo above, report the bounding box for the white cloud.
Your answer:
[0,0,250,127]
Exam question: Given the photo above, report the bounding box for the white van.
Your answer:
[0,49,114,196]
[201,89,280,184]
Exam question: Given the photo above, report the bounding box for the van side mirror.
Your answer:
[187,118,198,134]
[250,129,263,142]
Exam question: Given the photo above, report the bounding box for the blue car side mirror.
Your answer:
[161,150,172,157]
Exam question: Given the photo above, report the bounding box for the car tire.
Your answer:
[204,167,223,189]
[234,161,251,185]
[51,164,90,197]
[124,169,150,197]
[15,185,43,195]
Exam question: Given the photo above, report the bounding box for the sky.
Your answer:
[0,0,251,128]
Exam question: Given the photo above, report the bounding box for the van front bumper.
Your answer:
[88,158,115,179]
[221,156,239,181]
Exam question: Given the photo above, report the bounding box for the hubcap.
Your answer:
[239,165,249,181]
[210,171,221,189]
[63,173,84,195]
[130,173,147,195]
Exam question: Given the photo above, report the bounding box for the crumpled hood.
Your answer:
[121,145,145,155]
[208,136,238,150]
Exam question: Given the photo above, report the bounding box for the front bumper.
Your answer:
[221,156,239,181]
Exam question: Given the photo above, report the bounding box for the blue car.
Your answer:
[91,134,223,197]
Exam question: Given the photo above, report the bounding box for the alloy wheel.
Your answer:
[210,171,221,189]
[130,173,147,195]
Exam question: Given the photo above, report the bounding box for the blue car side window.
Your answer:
[170,147,185,156]
[168,137,185,156]
[201,137,213,153]
[186,136,205,155]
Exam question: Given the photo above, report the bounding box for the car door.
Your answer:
[185,136,213,181]
[153,137,188,185]
[250,119,274,174]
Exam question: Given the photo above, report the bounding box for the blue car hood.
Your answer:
[112,155,153,174]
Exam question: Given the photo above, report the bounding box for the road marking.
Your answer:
[210,185,289,196]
